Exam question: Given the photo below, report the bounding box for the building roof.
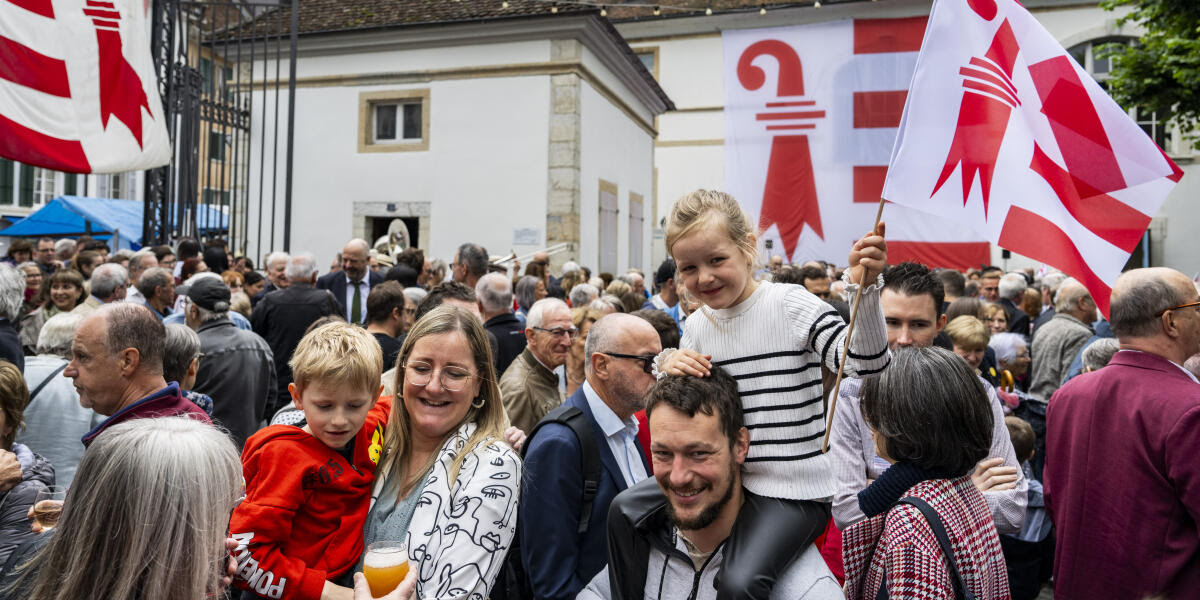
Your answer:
[229,0,591,37]
[222,0,672,113]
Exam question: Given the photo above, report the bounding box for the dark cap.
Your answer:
[186,277,231,312]
[655,258,676,285]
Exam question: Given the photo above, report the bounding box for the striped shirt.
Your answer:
[681,280,889,500]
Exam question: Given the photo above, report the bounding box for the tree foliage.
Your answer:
[1101,0,1200,149]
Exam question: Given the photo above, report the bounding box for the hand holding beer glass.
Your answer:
[361,541,410,598]
[31,485,66,532]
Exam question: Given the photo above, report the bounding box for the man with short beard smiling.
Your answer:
[584,368,840,600]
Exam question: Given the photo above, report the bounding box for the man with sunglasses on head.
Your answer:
[518,313,661,600]
[500,297,572,435]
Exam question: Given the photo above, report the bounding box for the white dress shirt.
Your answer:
[582,381,648,488]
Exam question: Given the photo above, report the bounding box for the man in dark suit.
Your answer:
[998,272,1032,337]
[316,238,383,325]
[251,253,340,416]
[1045,267,1200,600]
[519,314,662,600]
[476,272,526,376]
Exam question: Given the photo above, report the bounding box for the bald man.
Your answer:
[316,238,384,325]
[1045,268,1200,599]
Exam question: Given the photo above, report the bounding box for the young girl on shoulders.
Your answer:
[658,189,891,600]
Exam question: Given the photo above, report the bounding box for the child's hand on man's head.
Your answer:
[662,349,712,378]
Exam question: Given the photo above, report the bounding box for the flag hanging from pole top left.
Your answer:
[0,0,170,174]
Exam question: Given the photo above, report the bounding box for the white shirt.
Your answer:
[344,275,369,323]
[582,381,648,488]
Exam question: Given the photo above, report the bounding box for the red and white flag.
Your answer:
[724,17,991,271]
[882,0,1183,316]
[0,0,169,173]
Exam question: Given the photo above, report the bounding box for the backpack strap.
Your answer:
[28,362,68,402]
[895,497,975,600]
[523,404,602,535]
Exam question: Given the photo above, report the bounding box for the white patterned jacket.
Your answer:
[406,422,522,600]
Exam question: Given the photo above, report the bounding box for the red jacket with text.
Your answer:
[230,397,391,600]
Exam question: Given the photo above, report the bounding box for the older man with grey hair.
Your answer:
[518,313,660,600]
[1045,268,1200,598]
[186,277,275,448]
[499,297,572,434]
[997,272,1031,336]
[251,253,339,417]
[1032,271,1068,337]
[1029,278,1096,401]
[252,251,290,308]
[17,312,98,488]
[477,272,525,375]
[136,266,175,319]
[570,282,600,309]
[65,303,211,445]
[122,249,158,305]
[73,263,128,316]
[452,242,489,290]
[0,264,24,371]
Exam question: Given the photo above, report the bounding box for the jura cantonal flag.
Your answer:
[882,0,1182,317]
[0,0,170,173]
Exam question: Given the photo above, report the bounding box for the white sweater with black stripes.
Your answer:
[681,280,890,501]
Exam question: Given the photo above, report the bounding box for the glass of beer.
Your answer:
[363,540,409,597]
[33,486,67,531]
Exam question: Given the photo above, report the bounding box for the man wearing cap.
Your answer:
[185,276,276,448]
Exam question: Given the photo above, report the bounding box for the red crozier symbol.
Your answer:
[930,16,1020,218]
[737,40,825,261]
[83,0,153,148]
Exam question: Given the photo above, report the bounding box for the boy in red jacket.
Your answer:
[230,322,391,600]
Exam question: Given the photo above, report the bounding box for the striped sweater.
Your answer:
[681,279,889,500]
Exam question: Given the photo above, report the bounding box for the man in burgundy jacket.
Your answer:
[65,303,210,446]
[1045,267,1200,599]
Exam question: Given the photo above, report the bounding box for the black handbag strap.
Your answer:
[29,362,68,402]
[874,497,975,600]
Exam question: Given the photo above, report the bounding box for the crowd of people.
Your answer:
[0,188,1193,600]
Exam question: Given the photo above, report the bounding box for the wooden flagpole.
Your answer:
[822,197,886,453]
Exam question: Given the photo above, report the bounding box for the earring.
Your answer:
[471,397,485,409]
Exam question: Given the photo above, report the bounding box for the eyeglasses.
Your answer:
[602,352,657,374]
[404,361,475,392]
[1155,300,1200,317]
[533,326,578,339]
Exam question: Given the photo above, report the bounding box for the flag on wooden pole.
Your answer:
[882,0,1183,316]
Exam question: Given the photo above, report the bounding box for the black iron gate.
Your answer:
[143,0,297,258]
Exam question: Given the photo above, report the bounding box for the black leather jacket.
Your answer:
[606,479,677,600]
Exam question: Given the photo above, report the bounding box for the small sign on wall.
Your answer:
[513,227,541,246]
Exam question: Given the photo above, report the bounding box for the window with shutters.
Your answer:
[18,164,34,207]
[0,160,13,206]
[599,180,619,274]
[628,192,644,272]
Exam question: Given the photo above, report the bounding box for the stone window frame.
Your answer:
[358,89,431,153]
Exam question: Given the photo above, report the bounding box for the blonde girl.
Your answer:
[658,189,890,600]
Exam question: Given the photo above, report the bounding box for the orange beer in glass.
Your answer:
[363,541,409,597]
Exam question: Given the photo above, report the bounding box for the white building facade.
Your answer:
[245,8,671,275]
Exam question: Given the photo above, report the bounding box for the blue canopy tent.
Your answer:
[0,196,228,250]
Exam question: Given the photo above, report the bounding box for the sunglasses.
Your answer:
[601,352,657,374]
[1155,300,1200,317]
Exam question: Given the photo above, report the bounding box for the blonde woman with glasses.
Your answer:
[363,304,521,599]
